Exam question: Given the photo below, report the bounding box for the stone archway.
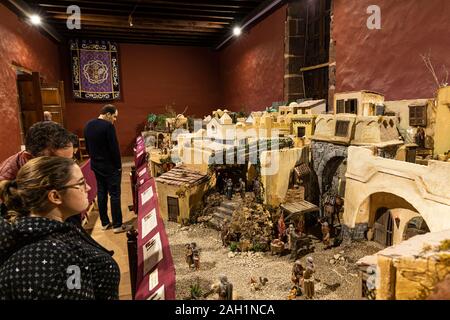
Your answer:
[322,156,346,196]
[311,141,348,194]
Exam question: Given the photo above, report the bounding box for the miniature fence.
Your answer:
[127,135,176,300]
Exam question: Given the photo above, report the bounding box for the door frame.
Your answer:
[167,196,179,222]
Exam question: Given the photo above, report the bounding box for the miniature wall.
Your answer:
[0,4,61,162]
[156,181,209,223]
[344,147,450,232]
[384,99,433,139]
[260,147,308,206]
[333,0,450,101]
[434,87,450,155]
[312,114,356,144]
[389,208,421,246]
[353,116,400,145]
[218,4,286,112]
[177,145,211,175]
[374,231,450,300]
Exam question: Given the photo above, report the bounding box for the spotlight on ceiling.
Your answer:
[29,14,41,25]
[233,26,242,36]
[128,15,133,27]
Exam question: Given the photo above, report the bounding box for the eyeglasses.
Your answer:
[59,179,88,192]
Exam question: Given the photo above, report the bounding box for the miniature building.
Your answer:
[357,229,450,300]
[343,146,450,245]
[334,91,385,116]
[310,113,404,199]
[155,166,210,223]
[434,86,450,157]
[290,114,317,147]
[291,99,326,115]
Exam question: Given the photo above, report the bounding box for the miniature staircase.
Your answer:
[208,199,240,230]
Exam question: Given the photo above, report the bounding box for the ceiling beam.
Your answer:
[35,0,259,10]
[41,7,239,22]
[60,28,219,39]
[36,2,246,15]
[47,14,227,32]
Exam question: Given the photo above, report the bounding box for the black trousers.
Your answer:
[95,170,123,229]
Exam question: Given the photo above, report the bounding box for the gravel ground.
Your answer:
[167,222,382,300]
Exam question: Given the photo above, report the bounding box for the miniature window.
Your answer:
[409,104,427,127]
[335,120,349,137]
[297,127,306,138]
[345,99,358,114]
[336,100,345,113]
[211,125,216,133]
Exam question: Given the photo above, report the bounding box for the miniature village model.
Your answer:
[140,87,450,300]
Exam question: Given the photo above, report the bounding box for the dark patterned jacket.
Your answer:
[0,216,120,300]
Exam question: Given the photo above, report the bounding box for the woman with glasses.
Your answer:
[0,157,120,299]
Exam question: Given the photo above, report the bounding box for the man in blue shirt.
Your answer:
[84,105,132,233]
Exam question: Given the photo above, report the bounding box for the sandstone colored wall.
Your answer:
[260,147,308,206]
[344,147,450,232]
[434,86,450,156]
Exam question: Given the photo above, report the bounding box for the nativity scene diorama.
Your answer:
[137,86,450,301]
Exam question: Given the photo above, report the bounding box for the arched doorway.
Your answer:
[403,216,430,241]
[322,156,346,196]
[364,192,425,247]
[373,207,394,247]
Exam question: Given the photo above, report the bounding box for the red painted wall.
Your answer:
[334,0,450,100]
[219,5,286,112]
[1,4,286,158]
[0,4,61,162]
[63,44,221,155]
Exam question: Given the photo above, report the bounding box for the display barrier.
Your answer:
[127,134,175,300]
[130,136,151,215]
[134,140,146,168]
[134,178,176,300]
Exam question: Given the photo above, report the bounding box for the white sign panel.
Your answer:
[143,232,163,275]
[148,268,159,292]
[142,208,157,239]
[147,285,165,300]
[140,186,153,205]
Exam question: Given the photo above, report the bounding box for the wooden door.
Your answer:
[374,209,394,247]
[167,196,179,222]
[17,72,43,134]
[41,81,66,127]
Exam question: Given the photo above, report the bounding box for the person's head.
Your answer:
[43,111,52,121]
[99,104,118,124]
[0,157,90,221]
[70,133,79,156]
[25,122,74,158]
